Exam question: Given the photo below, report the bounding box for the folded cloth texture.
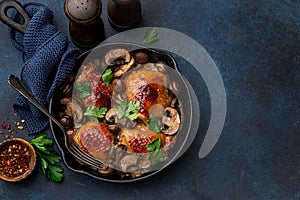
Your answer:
[9,3,81,134]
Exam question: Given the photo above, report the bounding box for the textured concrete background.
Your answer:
[0,0,299,199]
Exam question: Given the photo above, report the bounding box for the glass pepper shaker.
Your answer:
[107,0,141,31]
[64,0,105,49]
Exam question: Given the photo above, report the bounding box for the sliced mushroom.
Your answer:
[59,97,85,128]
[156,61,168,73]
[59,97,71,106]
[114,57,135,77]
[113,93,127,105]
[164,135,176,151]
[59,114,73,129]
[139,156,151,169]
[105,48,131,65]
[126,119,137,129]
[170,97,178,108]
[119,154,139,172]
[112,78,125,93]
[161,107,180,135]
[170,81,180,94]
[117,118,129,130]
[109,145,126,167]
[105,108,118,124]
[97,164,114,176]
[142,62,157,71]
[61,83,73,96]
[92,58,101,68]
[71,98,86,128]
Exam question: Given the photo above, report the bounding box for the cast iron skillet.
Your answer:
[0,0,30,34]
[49,43,194,182]
[0,0,196,182]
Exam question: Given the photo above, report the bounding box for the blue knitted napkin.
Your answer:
[9,3,81,134]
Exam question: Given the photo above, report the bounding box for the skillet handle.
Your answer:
[0,0,30,34]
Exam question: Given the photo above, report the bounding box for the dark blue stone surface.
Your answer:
[0,0,299,199]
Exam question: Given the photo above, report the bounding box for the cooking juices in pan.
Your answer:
[55,47,186,179]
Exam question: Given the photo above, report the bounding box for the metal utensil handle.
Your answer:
[0,0,30,34]
[8,75,64,131]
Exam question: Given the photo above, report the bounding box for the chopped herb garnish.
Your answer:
[148,148,164,165]
[102,68,113,87]
[148,114,161,133]
[84,106,107,119]
[146,137,164,165]
[39,152,64,182]
[74,82,91,98]
[116,100,140,121]
[30,132,64,182]
[143,27,159,44]
[30,132,53,154]
[146,137,161,152]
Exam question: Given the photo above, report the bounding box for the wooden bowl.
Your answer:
[0,138,36,182]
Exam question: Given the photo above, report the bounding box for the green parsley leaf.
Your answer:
[102,68,113,87]
[116,100,140,120]
[30,132,53,154]
[148,114,161,133]
[40,156,48,175]
[47,164,64,182]
[148,149,164,165]
[146,137,161,152]
[127,113,139,121]
[143,27,159,44]
[74,82,91,98]
[34,132,53,145]
[146,137,164,165]
[116,101,127,119]
[30,132,64,182]
[39,153,63,182]
[84,106,107,118]
[45,151,62,165]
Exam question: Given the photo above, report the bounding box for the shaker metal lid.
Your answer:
[64,0,102,24]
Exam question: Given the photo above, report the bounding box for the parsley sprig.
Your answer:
[84,106,107,118]
[146,137,164,165]
[102,68,113,87]
[74,81,91,98]
[116,100,140,121]
[143,27,159,44]
[30,132,64,182]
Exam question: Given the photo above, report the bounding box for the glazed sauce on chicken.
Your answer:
[119,126,165,153]
[124,69,172,119]
[78,122,113,161]
[135,84,159,117]
[95,79,112,108]
[76,64,112,108]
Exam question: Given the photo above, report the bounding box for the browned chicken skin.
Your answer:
[119,126,166,153]
[124,69,172,119]
[77,122,114,161]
